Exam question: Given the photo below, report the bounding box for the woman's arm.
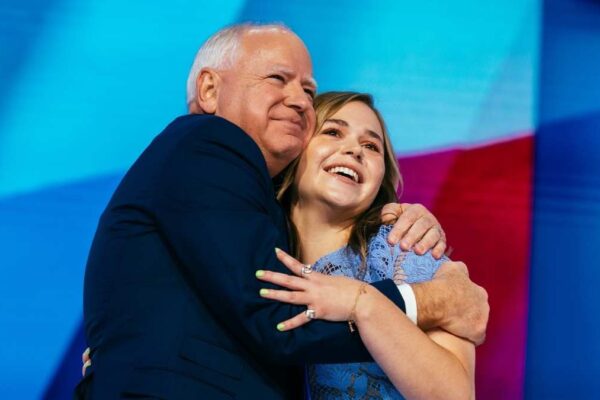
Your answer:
[354,284,475,400]
[257,248,475,400]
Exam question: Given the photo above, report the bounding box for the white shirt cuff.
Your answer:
[397,283,418,324]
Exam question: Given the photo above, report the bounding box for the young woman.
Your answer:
[257,92,475,399]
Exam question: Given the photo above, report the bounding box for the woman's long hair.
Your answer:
[277,92,402,275]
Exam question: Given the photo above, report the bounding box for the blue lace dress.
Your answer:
[307,224,448,399]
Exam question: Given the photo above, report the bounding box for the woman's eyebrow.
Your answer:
[325,119,383,142]
[365,130,383,143]
[324,118,348,127]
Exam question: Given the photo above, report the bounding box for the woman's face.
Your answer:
[294,101,386,216]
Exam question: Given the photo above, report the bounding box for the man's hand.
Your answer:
[381,203,447,259]
[412,261,489,345]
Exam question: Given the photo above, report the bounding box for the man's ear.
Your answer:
[195,68,220,114]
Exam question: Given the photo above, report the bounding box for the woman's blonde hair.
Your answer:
[277,92,402,275]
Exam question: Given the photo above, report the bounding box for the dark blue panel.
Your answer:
[537,0,600,123]
[527,112,600,397]
[527,1,600,397]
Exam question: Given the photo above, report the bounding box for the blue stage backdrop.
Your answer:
[0,1,598,399]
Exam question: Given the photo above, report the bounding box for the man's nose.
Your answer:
[283,82,312,112]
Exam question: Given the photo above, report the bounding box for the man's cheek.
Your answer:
[302,134,312,149]
[304,126,314,147]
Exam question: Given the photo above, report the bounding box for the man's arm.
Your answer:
[380,203,488,343]
[152,119,404,364]
[412,261,489,345]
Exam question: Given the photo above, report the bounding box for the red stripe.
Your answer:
[398,134,534,399]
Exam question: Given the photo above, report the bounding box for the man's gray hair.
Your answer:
[186,23,293,107]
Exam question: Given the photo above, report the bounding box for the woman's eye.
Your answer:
[322,129,340,137]
[364,143,380,152]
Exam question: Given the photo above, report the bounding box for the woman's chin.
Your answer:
[320,195,364,214]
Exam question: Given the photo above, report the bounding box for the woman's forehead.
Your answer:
[325,103,383,138]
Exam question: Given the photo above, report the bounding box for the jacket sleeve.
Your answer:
[153,119,406,364]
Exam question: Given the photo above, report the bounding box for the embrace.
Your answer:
[79,23,489,399]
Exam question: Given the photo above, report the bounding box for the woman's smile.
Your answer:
[324,165,361,183]
[295,100,385,213]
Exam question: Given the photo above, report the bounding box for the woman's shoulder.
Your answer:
[366,224,395,255]
[364,225,400,282]
[366,224,394,253]
[366,224,448,284]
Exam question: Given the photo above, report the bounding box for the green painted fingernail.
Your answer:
[260,288,269,296]
[277,323,286,331]
[255,270,265,277]
[274,247,281,254]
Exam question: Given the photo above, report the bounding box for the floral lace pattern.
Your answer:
[308,225,448,399]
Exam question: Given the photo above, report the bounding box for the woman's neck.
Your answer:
[290,201,354,265]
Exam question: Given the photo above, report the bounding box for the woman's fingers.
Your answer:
[256,269,309,291]
[274,247,307,277]
[259,287,309,305]
[276,310,313,331]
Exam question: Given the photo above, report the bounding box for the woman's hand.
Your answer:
[256,248,365,331]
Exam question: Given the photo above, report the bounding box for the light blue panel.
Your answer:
[0,0,64,122]
[239,0,539,154]
[0,0,540,200]
[466,4,540,143]
[0,0,245,198]
[0,1,246,398]
[0,175,122,399]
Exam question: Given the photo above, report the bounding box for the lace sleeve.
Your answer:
[365,225,405,284]
[366,225,449,284]
[399,251,449,284]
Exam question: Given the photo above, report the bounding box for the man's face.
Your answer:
[214,30,317,176]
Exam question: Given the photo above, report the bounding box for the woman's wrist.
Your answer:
[353,284,381,327]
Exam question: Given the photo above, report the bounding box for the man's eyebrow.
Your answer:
[269,64,293,75]
[324,118,383,142]
[269,64,317,89]
[303,76,318,90]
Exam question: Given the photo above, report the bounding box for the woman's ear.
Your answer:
[194,68,220,114]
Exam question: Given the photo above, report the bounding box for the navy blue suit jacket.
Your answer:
[82,114,406,399]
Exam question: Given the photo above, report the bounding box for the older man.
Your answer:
[81,23,487,399]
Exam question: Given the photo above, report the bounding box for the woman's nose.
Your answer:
[342,142,363,161]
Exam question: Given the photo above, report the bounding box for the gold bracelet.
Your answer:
[347,282,368,332]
